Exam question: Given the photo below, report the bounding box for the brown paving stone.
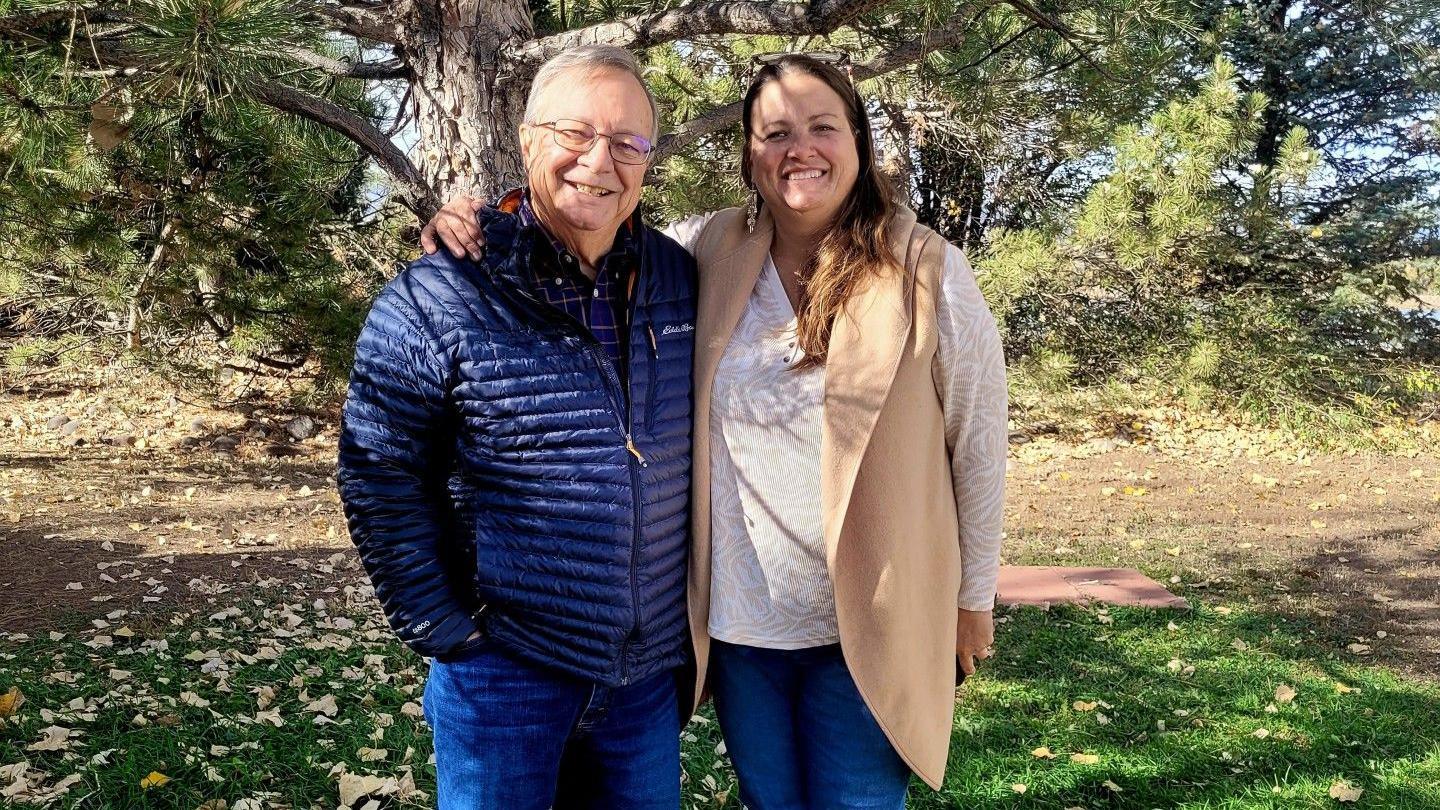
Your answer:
[997,566,1189,609]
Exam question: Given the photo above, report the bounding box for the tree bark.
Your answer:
[1253,0,1292,168]
[127,217,180,351]
[397,0,534,201]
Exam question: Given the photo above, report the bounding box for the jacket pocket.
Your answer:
[433,625,490,664]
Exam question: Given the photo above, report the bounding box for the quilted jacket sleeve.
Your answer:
[337,274,478,659]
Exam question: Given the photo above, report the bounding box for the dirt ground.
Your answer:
[3,365,1437,676]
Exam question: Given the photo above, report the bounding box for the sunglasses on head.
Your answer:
[749,51,855,84]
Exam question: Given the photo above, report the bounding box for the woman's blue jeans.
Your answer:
[709,639,913,809]
[421,640,681,810]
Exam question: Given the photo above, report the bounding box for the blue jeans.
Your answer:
[709,640,913,809]
[422,640,681,810]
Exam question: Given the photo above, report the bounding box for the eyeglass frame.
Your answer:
[529,119,655,165]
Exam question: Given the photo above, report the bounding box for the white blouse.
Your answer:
[665,214,1006,649]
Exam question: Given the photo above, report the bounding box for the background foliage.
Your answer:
[2,0,1437,435]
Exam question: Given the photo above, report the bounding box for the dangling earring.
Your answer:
[745,188,758,233]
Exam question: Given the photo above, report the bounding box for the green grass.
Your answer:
[925,606,1440,809]
[3,603,1437,808]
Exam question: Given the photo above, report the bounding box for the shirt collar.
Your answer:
[499,187,641,268]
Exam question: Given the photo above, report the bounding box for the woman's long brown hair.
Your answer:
[740,55,900,369]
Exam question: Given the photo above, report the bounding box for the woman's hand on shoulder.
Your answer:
[421,195,487,260]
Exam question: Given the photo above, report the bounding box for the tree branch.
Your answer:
[515,0,886,64]
[311,3,399,44]
[284,46,408,79]
[0,17,433,217]
[0,7,95,38]
[251,80,436,217]
[654,6,987,161]
[650,0,1106,160]
[1002,0,1116,80]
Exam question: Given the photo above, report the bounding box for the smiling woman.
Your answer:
[738,58,898,371]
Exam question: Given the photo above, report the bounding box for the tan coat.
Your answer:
[686,205,1001,789]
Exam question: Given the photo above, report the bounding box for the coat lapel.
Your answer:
[820,207,920,558]
[690,207,772,650]
[694,210,773,397]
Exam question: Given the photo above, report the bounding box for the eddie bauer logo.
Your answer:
[661,323,695,336]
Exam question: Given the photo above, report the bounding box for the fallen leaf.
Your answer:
[338,773,392,806]
[27,725,72,751]
[1031,746,1056,759]
[1011,783,1027,794]
[0,687,23,719]
[1329,781,1363,802]
[1102,780,1123,793]
[140,771,170,789]
[357,747,388,762]
[1274,684,1297,704]
[1072,700,1098,712]
[306,694,339,717]
[1070,753,1100,765]
[1253,728,1270,739]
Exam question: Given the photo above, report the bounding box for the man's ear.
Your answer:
[518,125,533,165]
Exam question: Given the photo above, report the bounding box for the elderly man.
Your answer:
[337,45,695,809]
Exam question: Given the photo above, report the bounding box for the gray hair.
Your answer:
[523,45,660,139]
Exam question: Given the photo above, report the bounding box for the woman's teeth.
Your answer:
[785,169,825,180]
[570,182,612,197]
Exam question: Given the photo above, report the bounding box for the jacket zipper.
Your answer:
[617,265,648,685]
[497,261,648,684]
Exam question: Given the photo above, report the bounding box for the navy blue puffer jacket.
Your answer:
[338,202,696,687]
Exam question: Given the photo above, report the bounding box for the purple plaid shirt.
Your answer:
[504,190,636,385]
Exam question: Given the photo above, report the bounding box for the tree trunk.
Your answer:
[397,0,535,202]
[127,217,181,351]
[1253,0,1292,169]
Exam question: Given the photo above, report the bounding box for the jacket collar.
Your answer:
[496,187,643,269]
[477,188,651,303]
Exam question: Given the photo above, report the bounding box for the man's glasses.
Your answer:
[533,119,654,165]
